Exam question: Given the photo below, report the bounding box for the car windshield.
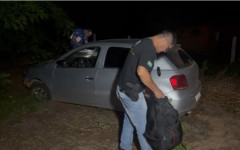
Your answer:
[63,47,100,68]
[76,49,99,58]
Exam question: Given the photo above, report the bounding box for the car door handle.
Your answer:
[157,66,161,77]
[85,77,94,80]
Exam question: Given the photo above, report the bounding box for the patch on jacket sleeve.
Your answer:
[147,60,153,68]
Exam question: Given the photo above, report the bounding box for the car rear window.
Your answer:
[157,49,193,69]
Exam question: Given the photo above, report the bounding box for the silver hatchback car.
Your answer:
[24,39,201,115]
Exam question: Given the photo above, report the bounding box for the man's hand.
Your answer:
[154,89,165,99]
[137,66,165,99]
[72,35,81,46]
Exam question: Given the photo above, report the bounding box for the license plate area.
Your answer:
[195,92,201,102]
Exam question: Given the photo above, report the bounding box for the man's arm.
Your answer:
[137,66,164,99]
[71,35,81,47]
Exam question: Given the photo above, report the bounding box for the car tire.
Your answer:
[30,82,51,101]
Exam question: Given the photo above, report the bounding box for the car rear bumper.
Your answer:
[166,83,201,115]
[170,93,200,116]
[145,81,201,116]
[145,92,201,116]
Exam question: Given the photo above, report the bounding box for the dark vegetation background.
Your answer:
[0,1,240,122]
[0,3,240,149]
[1,1,240,65]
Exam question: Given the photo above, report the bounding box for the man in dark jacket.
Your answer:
[116,30,176,150]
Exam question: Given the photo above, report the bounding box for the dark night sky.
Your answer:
[58,1,240,40]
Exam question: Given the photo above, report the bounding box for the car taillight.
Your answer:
[170,74,188,90]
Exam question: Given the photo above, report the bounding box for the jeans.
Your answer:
[116,86,152,150]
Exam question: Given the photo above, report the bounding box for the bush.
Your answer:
[0,73,12,93]
[225,61,240,77]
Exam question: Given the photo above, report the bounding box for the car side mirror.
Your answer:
[157,66,161,77]
[56,60,67,68]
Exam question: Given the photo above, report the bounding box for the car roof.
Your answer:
[90,39,140,45]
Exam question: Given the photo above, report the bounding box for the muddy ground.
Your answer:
[0,60,240,150]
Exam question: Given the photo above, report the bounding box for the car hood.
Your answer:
[29,60,55,70]
[26,60,56,80]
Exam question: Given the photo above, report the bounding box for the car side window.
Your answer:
[104,47,130,68]
[60,47,100,68]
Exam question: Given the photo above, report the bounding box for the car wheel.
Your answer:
[30,82,51,101]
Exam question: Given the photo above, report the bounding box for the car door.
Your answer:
[52,47,101,105]
[95,46,130,110]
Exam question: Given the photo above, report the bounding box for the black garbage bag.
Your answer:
[144,96,183,150]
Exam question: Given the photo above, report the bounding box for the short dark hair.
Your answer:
[85,28,92,32]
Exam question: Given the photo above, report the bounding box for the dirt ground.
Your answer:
[0,60,240,150]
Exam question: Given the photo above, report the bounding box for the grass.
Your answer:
[172,124,190,150]
[173,144,190,150]
[0,91,47,123]
[0,72,46,123]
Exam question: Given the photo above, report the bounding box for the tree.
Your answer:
[0,1,75,63]
[0,2,48,31]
